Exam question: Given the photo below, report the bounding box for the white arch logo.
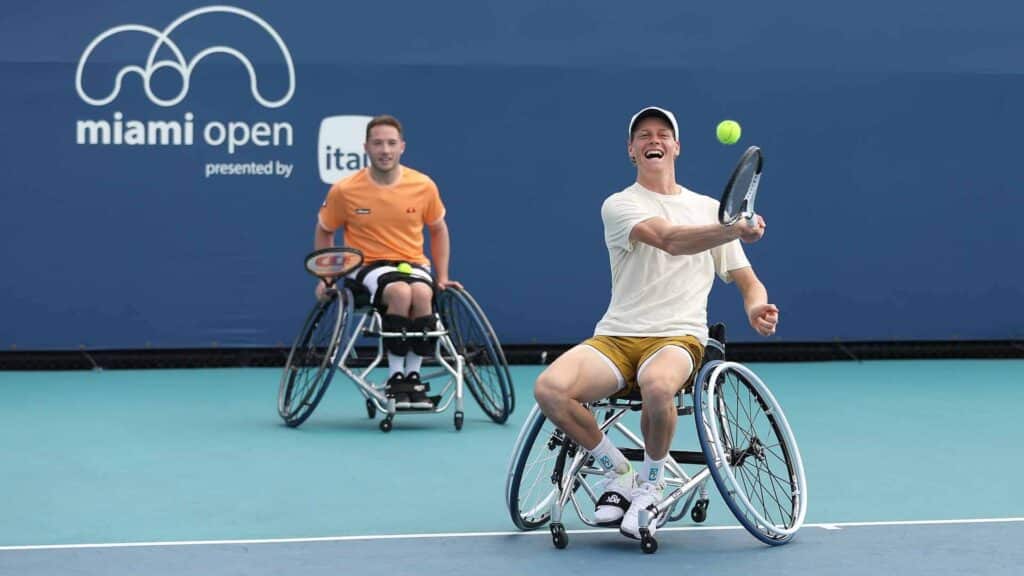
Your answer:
[75,5,295,108]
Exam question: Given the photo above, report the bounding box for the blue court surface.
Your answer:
[2,360,1022,575]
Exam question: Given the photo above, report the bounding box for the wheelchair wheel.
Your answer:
[439,286,514,423]
[694,361,808,545]
[277,291,349,427]
[506,405,576,530]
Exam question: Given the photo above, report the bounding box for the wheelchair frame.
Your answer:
[505,328,807,553]
[278,280,513,432]
[336,286,467,432]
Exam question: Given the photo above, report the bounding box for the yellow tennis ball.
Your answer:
[396,262,413,274]
[716,120,742,145]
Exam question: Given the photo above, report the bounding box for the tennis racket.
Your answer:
[718,146,763,227]
[304,247,364,287]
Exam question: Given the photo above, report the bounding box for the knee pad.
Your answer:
[409,315,437,356]
[381,314,410,355]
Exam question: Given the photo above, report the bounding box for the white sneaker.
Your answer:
[594,467,637,526]
[620,482,664,540]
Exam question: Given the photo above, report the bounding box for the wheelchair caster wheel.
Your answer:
[366,399,376,419]
[691,499,709,523]
[454,411,464,431]
[639,529,658,554]
[550,523,568,549]
[379,417,393,432]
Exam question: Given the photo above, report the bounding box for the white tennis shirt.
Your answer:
[594,183,750,344]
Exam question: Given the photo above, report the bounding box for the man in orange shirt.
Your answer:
[315,115,461,409]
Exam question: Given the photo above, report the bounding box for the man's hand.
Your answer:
[748,303,779,336]
[315,278,336,302]
[436,278,463,291]
[737,215,766,244]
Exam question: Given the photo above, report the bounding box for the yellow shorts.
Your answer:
[582,335,705,397]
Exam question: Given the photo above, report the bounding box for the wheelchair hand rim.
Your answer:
[698,361,808,539]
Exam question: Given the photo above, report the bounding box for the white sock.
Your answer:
[405,352,423,375]
[641,453,667,486]
[591,434,630,475]
[387,352,404,377]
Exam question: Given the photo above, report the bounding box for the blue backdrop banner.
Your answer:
[1,1,1021,349]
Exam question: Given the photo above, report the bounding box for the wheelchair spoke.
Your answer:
[465,356,500,405]
[287,360,322,409]
[461,346,487,364]
[735,457,792,526]
[521,487,558,521]
[520,452,560,521]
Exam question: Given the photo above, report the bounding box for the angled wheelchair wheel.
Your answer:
[694,361,808,545]
[277,291,349,427]
[506,405,576,530]
[439,286,514,423]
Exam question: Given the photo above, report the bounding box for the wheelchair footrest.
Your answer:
[395,404,434,412]
[620,448,705,465]
[393,395,442,412]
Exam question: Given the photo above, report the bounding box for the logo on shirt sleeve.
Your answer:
[355,208,371,215]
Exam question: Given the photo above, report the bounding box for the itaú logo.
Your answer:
[75,5,295,108]
[318,115,372,184]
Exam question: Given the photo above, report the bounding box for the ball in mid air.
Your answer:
[716,120,742,145]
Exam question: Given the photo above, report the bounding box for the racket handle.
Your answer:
[745,212,757,228]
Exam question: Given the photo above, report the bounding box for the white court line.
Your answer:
[2,517,1023,552]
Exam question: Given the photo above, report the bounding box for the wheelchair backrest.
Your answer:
[703,322,726,365]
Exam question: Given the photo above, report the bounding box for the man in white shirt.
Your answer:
[533,106,779,541]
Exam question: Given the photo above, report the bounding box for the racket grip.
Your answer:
[745,212,757,228]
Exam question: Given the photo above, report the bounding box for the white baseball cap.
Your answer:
[628,106,679,140]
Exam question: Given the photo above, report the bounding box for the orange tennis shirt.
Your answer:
[318,166,446,266]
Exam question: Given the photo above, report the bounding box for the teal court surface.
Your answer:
[2,360,1022,575]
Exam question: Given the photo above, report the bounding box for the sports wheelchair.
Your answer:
[277,247,515,432]
[505,324,806,553]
